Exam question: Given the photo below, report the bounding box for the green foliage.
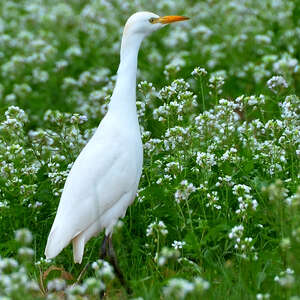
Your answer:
[0,0,300,299]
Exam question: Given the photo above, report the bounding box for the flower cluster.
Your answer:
[262,180,289,202]
[256,293,270,300]
[174,180,197,204]
[208,72,226,95]
[196,151,217,171]
[229,225,257,260]
[274,268,295,288]
[172,240,186,250]
[191,67,208,77]
[91,259,115,281]
[267,76,288,94]
[154,79,197,123]
[146,220,168,237]
[206,191,221,210]
[232,184,258,216]
[0,229,38,298]
[155,247,180,266]
[163,277,210,299]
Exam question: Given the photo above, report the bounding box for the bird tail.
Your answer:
[72,234,85,264]
[44,226,72,260]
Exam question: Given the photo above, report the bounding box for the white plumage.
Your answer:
[45,11,188,264]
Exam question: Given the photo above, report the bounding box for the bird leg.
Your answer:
[99,235,132,295]
[99,235,109,259]
[99,236,110,299]
[107,236,126,287]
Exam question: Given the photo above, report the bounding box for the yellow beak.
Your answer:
[156,15,189,24]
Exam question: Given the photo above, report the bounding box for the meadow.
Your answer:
[0,0,300,299]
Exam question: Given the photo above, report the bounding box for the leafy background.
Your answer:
[0,0,299,299]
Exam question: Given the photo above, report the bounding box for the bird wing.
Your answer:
[45,114,142,258]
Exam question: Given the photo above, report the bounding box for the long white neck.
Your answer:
[108,32,144,120]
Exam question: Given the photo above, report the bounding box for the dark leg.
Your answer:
[99,235,109,259]
[99,235,132,296]
[107,236,127,287]
[99,235,109,299]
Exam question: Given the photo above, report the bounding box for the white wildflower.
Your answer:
[92,259,114,280]
[47,278,66,292]
[163,278,194,299]
[146,220,168,237]
[172,240,186,250]
[267,76,288,94]
[191,67,207,77]
[15,229,33,245]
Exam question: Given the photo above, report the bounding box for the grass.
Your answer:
[0,0,300,299]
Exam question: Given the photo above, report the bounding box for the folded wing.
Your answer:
[45,116,140,260]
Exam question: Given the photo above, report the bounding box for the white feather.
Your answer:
[45,111,143,261]
[44,11,181,263]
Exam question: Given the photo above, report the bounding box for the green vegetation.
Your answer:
[0,0,299,299]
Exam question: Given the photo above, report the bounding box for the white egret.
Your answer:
[45,11,188,281]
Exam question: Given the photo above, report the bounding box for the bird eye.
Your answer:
[149,17,156,24]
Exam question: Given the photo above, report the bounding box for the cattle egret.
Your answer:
[45,11,189,282]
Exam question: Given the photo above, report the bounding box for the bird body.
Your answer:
[46,110,143,263]
[45,11,188,264]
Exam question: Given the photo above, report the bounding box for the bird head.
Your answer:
[123,11,189,38]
